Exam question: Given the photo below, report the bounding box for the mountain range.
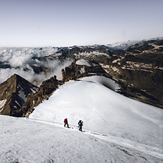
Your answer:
[0,38,163,117]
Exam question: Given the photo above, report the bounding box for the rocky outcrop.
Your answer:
[0,74,38,116]
[62,59,109,82]
[23,75,60,117]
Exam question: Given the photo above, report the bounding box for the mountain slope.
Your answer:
[30,77,163,151]
[102,39,163,107]
[0,39,163,108]
[0,74,37,116]
[0,115,162,163]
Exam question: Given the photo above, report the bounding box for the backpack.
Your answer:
[78,120,83,126]
[64,118,68,123]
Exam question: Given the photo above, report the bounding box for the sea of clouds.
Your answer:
[0,47,73,85]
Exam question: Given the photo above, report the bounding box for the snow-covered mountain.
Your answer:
[30,76,163,150]
[107,40,139,50]
[0,76,163,162]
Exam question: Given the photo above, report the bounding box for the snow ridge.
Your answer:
[30,79,163,152]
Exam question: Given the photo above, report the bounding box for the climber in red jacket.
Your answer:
[64,118,69,128]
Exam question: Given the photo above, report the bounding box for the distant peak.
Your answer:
[4,74,37,89]
[11,73,22,79]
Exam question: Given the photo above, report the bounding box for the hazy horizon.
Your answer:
[0,36,163,48]
[0,0,163,47]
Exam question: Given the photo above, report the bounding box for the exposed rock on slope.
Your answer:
[62,59,109,82]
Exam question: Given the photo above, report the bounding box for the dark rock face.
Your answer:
[101,39,163,108]
[0,74,38,116]
[62,60,108,82]
[22,75,60,117]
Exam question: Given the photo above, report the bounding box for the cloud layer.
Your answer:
[0,47,73,85]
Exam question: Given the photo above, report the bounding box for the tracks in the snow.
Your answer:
[29,118,163,161]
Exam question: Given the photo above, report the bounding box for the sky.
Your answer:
[0,0,163,47]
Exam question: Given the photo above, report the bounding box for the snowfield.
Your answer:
[79,76,120,91]
[0,115,163,163]
[29,78,163,158]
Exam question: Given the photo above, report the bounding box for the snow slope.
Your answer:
[0,115,162,163]
[76,59,91,67]
[79,75,120,91]
[30,78,163,153]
